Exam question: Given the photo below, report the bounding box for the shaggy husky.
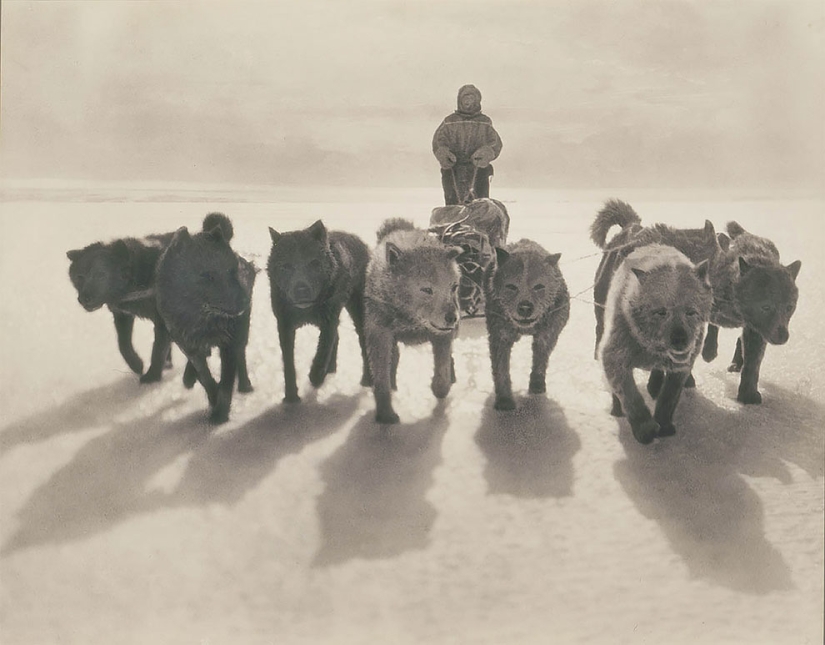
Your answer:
[67,232,174,383]
[599,244,713,444]
[364,218,462,424]
[484,239,570,410]
[155,214,256,423]
[267,220,371,402]
[701,221,801,403]
[591,200,801,404]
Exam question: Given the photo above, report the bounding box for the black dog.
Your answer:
[267,220,371,403]
[67,232,174,383]
[155,213,255,423]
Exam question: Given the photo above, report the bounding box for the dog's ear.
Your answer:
[308,220,328,244]
[786,260,801,281]
[631,267,648,283]
[694,259,710,286]
[269,227,281,246]
[386,241,402,266]
[738,256,752,275]
[727,221,746,238]
[169,227,191,250]
[717,232,730,252]
[702,220,716,240]
[495,247,510,266]
[446,246,463,261]
[546,252,561,266]
[66,249,82,262]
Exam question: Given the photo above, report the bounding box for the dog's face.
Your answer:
[492,247,563,330]
[629,261,713,365]
[736,258,801,345]
[160,226,251,320]
[268,221,334,309]
[386,243,461,335]
[67,242,131,311]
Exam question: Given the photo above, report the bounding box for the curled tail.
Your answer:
[203,212,234,242]
[376,217,416,243]
[726,221,746,239]
[590,199,641,249]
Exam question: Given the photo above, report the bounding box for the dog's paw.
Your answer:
[431,379,452,399]
[657,422,677,437]
[360,373,373,387]
[209,408,230,425]
[309,366,328,388]
[283,392,302,404]
[737,388,762,405]
[528,377,546,394]
[376,410,400,425]
[139,370,163,384]
[631,419,660,445]
[127,357,145,375]
[237,380,254,394]
[727,362,742,373]
[494,396,516,411]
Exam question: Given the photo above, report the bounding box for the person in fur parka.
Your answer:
[432,84,503,205]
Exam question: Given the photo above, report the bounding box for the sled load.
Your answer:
[429,197,510,316]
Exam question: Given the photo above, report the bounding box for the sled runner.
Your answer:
[429,197,510,317]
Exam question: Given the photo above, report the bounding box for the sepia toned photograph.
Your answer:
[1,1,823,643]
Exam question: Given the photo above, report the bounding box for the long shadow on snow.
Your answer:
[2,405,210,556]
[0,376,154,455]
[313,401,449,567]
[614,380,824,595]
[162,394,361,507]
[475,395,580,498]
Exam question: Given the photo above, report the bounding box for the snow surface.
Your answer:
[0,186,823,645]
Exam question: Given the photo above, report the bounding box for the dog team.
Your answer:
[66,199,801,444]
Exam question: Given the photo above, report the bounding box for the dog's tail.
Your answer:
[203,212,234,242]
[590,199,641,249]
[376,217,416,243]
[726,221,746,239]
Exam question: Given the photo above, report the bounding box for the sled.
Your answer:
[429,197,510,317]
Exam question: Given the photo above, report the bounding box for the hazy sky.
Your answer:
[1,0,823,191]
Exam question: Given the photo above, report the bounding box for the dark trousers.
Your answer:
[441,164,494,205]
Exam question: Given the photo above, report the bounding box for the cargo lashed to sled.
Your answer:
[429,197,510,316]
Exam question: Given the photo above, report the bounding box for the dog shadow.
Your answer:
[312,402,450,567]
[162,394,361,508]
[474,395,580,498]
[0,376,151,454]
[613,382,824,594]
[2,406,210,556]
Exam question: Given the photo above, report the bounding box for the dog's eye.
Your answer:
[451,284,459,294]
[505,284,518,293]
[533,284,545,292]
[761,304,773,313]
[686,308,698,317]
[421,287,433,295]
[653,308,668,318]
[200,271,214,283]
[786,304,794,313]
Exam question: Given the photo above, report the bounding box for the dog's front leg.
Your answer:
[737,327,766,404]
[702,323,719,362]
[530,326,560,394]
[606,362,657,444]
[211,343,238,424]
[367,326,399,424]
[187,352,218,408]
[236,310,254,393]
[488,330,516,410]
[277,317,300,403]
[113,312,143,375]
[310,314,340,387]
[431,335,454,399]
[653,370,688,436]
[140,321,171,383]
